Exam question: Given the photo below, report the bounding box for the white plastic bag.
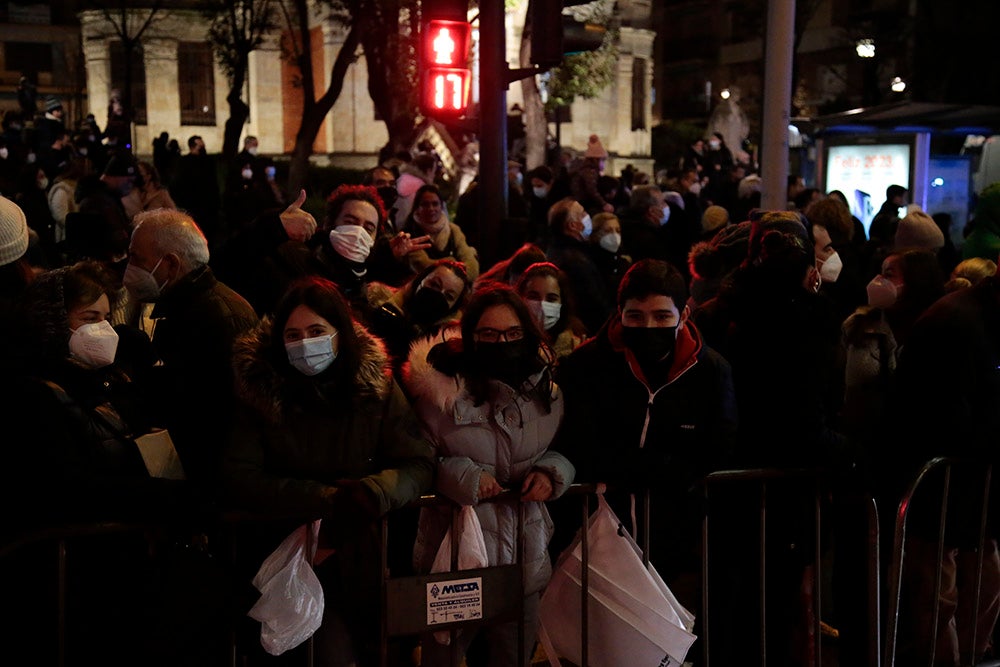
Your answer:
[248,520,325,656]
[539,492,696,667]
[429,505,489,644]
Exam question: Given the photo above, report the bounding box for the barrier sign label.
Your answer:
[426,577,483,625]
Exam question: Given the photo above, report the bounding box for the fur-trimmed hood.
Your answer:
[401,325,465,414]
[233,316,392,424]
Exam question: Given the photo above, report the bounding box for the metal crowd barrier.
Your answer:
[883,457,996,667]
[1,475,893,667]
[700,468,881,667]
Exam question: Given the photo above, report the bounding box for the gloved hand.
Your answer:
[320,479,381,549]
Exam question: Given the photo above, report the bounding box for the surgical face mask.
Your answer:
[527,299,562,331]
[78,147,88,157]
[580,214,593,239]
[241,168,253,180]
[247,147,258,156]
[817,251,843,283]
[329,225,375,264]
[26,152,36,164]
[867,275,898,309]
[0,147,7,160]
[265,166,276,180]
[69,320,119,368]
[688,181,701,196]
[659,205,671,226]
[285,333,337,376]
[709,140,721,150]
[599,231,621,253]
[37,177,49,190]
[123,257,165,302]
[532,186,549,199]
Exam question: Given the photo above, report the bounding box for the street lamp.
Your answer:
[855,39,875,58]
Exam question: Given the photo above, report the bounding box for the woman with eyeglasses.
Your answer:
[403,285,575,667]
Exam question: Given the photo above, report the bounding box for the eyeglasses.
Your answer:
[473,326,524,343]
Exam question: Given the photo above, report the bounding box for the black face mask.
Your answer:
[620,325,677,367]
[473,340,539,388]
[409,286,452,326]
[376,186,398,211]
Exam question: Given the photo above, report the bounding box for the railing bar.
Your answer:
[760,480,767,667]
[581,493,590,667]
[970,465,992,664]
[814,477,822,667]
[929,466,952,667]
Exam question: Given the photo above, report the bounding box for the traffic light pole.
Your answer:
[478,0,507,269]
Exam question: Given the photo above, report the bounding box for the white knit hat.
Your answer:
[0,196,28,266]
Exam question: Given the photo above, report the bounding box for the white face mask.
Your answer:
[26,152,36,164]
[527,299,562,331]
[247,147,258,156]
[329,225,375,264]
[285,333,337,376]
[688,181,701,196]
[241,168,253,180]
[532,186,549,199]
[817,251,843,283]
[867,275,898,309]
[123,257,165,302]
[709,140,721,150]
[37,177,49,190]
[0,147,7,159]
[599,231,622,253]
[580,214,593,239]
[69,320,119,368]
[659,205,671,226]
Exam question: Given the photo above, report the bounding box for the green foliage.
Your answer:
[544,39,618,112]
[542,0,618,112]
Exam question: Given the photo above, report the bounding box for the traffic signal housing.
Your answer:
[530,1,607,68]
[421,18,472,119]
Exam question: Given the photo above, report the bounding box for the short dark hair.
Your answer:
[617,259,688,310]
[187,135,202,149]
[886,184,907,200]
[325,184,387,232]
[405,184,445,231]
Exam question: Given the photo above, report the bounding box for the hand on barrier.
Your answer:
[478,471,504,501]
[321,479,380,548]
[521,470,554,502]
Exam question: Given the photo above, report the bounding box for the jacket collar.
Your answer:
[150,265,214,319]
[605,314,703,388]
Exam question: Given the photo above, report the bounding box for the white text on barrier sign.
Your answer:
[426,577,483,626]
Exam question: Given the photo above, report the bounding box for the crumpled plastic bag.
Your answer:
[248,520,325,656]
[429,505,489,645]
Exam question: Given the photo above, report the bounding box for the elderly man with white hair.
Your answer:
[125,208,258,488]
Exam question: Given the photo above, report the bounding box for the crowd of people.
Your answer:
[1,107,999,667]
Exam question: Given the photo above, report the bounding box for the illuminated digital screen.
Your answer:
[825,143,911,234]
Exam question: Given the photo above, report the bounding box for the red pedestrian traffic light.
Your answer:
[421,19,472,118]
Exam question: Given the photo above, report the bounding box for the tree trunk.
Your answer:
[286,24,361,198]
[222,62,249,162]
[519,2,547,170]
